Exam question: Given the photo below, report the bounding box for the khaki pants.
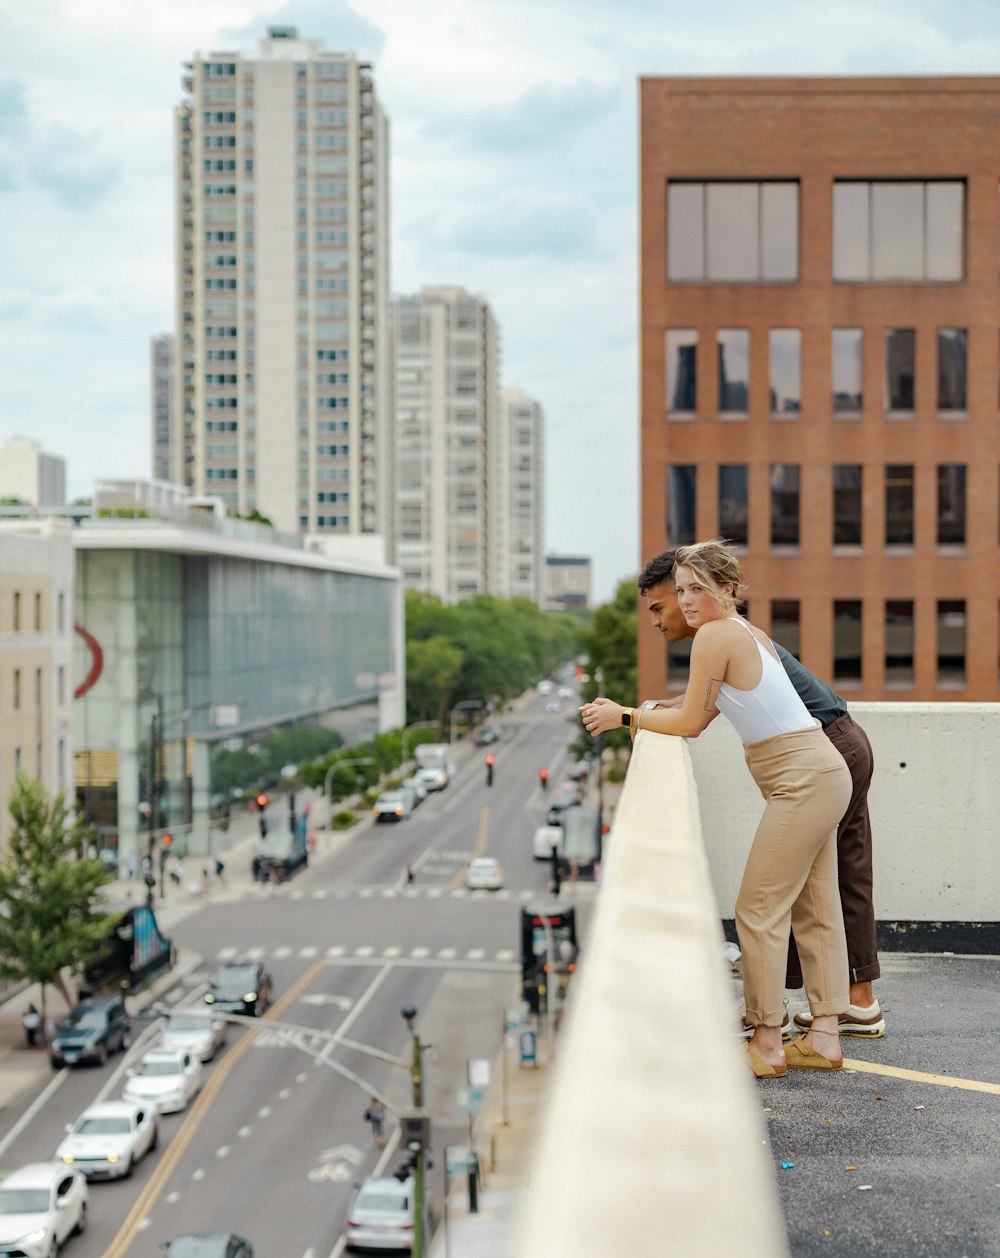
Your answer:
[737,724,852,1027]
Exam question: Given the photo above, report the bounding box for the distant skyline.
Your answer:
[4,1,1000,601]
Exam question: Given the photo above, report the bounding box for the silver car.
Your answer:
[56,1099,158,1180]
[161,1009,227,1062]
[345,1176,415,1252]
[0,1162,88,1257]
[123,1048,203,1114]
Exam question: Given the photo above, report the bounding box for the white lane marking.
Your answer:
[426,888,443,898]
[311,890,328,899]
[496,949,515,961]
[278,1088,292,1099]
[467,948,486,960]
[450,889,465,898]
[244,945,265,959]
[166,1192,182,1203]
[327,945,346,957]
[238,1126,252,1138]
[137,1218,152,1230]
[218,945,238,960]
[359,888,374,898]
[355,945,374,957]
[300,946,319,958]
[438,947,457,959]
[192,1168,206,1180]
[290,891,305,900]
[296,1072,309,1083]
[410,947,430,958]
[216,1145,230,1158]
[258,1106,272,1118]
[274,946,293,958]
[382,946,402,957]
[0,1067,68,1160]
[381,888,396,898]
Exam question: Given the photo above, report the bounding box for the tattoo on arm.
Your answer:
[703,677,723,712]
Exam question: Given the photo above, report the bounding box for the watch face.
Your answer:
[621,711,631,726]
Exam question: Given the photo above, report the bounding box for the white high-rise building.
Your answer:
[173,26,390,539]
[392,287,507,602]
[505,387,545,604]
[150,333,175,484]
[0,437,66,508]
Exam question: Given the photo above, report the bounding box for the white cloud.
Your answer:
[3,0,1000,598]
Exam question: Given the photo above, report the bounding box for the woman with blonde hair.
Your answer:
[580,540,852,1078]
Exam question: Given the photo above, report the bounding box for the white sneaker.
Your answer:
[793,1000,885,1038]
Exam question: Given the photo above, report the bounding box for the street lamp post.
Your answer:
[401,1004,429,1258]
[448,698,483,746]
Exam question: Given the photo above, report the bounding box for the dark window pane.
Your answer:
[937,328,966,411]
[717,329,749,413]
[834,600,863,683]
[885,464,914,546]
[832,183,869,280]
[706,184,758,281]
[667,634,692,691]
[760,183,798,280]
[770,599,800,657]
[885,600,914,687]
[937,464,966,545]
[937,600,966,686]
[770,463,800,546]
[833,464,863,545]
[666,184,703,281]
[666,330,697,413]
[718,464,748,545]
[832,329,863,414]
[872,183,923,280]
[926,183,964,280]
[885,329,915,412]
[667,465,697,545]
[769,329,801,416]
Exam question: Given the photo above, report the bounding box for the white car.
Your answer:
[464,857,504,891]
[401,775,428,804]
[416,766,448,792]
[0,1162,88,1257]
[122,1048,203,1114]
[161,1009,228,1063]
[56,1099,158,1181]
[372,790,413,822]
[533,825,564,861]
[345,1175,417,1252]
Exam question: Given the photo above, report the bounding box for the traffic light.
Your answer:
[255,792,269,810]
[256,792,268,838]
[161,833,172,849]
[484,753,494,786]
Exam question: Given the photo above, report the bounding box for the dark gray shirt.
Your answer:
[773,642,848,727]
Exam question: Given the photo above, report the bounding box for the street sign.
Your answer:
[213,704,240,727]
[446,1145,475,1176]
[504,1006,522,1031]
[456,1085,484,1114]
[467,1057,491,1087]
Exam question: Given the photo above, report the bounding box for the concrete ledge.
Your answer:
[515,730,788,1258]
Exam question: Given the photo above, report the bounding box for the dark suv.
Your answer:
[49,995,131,1068]
[204,962,272,1017]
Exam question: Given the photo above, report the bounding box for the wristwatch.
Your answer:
[620,708,634,728]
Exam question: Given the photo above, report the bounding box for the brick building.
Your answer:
[640,76,1000,701]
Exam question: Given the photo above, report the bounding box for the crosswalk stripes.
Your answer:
[183,942,521,979]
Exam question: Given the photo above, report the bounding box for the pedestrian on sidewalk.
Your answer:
[364,1097,386,1147]
[404,861,414,885]
[214,856,226,884]
[21,1004,40,1048]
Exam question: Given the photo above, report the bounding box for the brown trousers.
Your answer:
[737,724,852,1027]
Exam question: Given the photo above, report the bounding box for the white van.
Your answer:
[533,825,564,861]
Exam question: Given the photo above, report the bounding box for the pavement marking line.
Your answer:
[103,956,328,1258]
[843,1057,1000,1094]
[0,1067,67,1161]
[450,804,490,889]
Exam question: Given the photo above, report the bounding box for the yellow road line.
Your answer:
[843,1057,1000,1095]
[451,805,490,888]
[104,956,328,1257]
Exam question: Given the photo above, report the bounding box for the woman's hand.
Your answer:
[579,697,625,737]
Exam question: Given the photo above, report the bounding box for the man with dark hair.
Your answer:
[637,549,884,1037]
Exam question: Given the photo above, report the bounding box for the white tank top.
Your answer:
[716,618,816,744]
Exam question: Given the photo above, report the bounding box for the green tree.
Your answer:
[0,777,118,1023]
[580,576,639,750]
[405,634,463,726]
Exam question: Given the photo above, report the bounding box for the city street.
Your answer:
[0,692,592,1257]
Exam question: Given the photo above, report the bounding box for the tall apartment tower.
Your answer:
[150,333,175,483]
[173,26,390,538]
[640,76,1000,702]
[504,386,545,604]
[0,436,66,508]
[392,287,506,602]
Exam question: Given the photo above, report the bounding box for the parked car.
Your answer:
[0,1162,88,1257]
[416,766,448,792]
[474,725,500,746]
[464,857,504,891]
[544,699,562,713]
[48,995,131,1069]
[401,775,428,805]
[205,961,272,1016]
[123,1048,203,1114]
[345,1175,416,1252]
[251,831,308,882]
[161,1235,253,1257]
[533,825,564,861]
[161,1009,227,1062]
[56,1099,158,1180]
[537,680,554,695]
[567,759,591,782]
[372,790,413,823]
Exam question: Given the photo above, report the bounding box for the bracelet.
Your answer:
[634,709,641,732]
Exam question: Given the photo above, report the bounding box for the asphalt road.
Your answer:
[0,693,589,1257]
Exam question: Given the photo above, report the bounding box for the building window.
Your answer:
[718,464,748,545]
[937,464,966,546]
[832,180,964,281]
[667,465,697,545]
[937,600,966,687]
[12,591,20,631]
[833,600,863,684]
[57,591,64,633]
[885,464,914,547]
[665,330,697,414]
[33,591,41,630]
[13,668,20,710]
[833,465,863,546]
[937,328,967,413]
[770,600,800,657]
[718,330,749,414]
[885,600,914,688]
[769,329,800,418]
[58,666,65,706]
[832,329,863,416]
[666,180,798,282]
[885,329,915,413]
[770,464,800,547]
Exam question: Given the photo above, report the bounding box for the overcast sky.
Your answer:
[3,1,1000,600]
